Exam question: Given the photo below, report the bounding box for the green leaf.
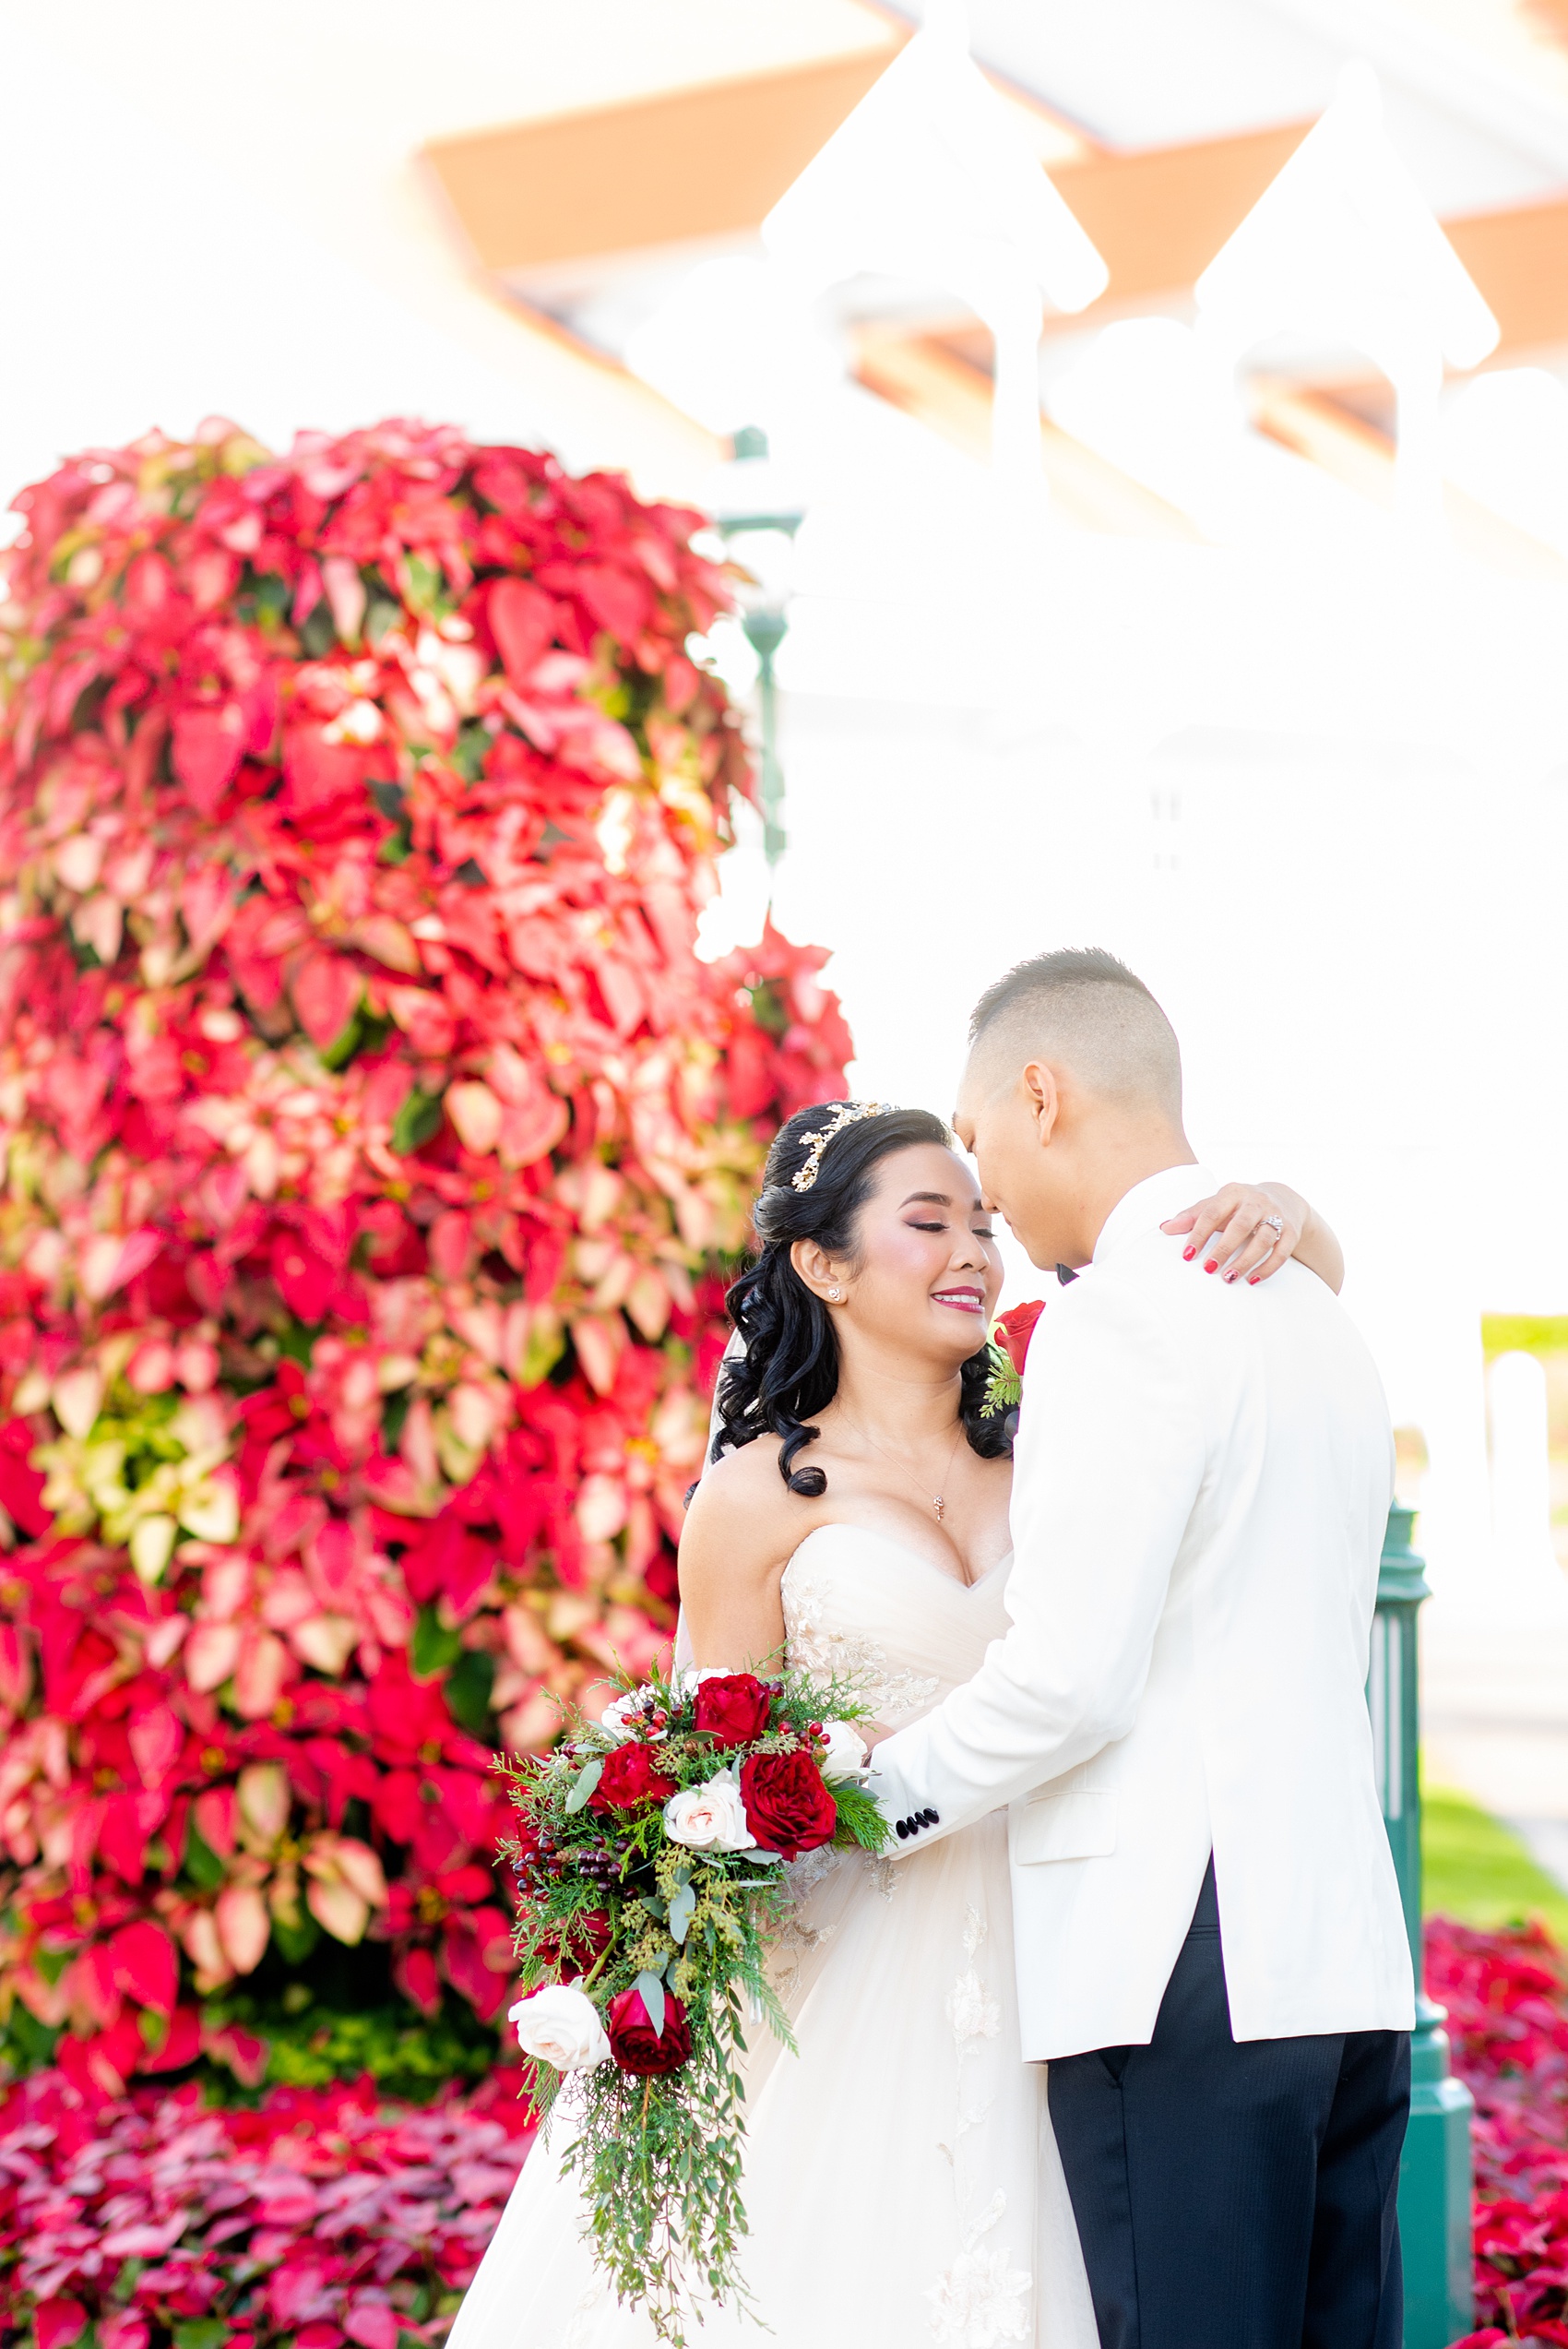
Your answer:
[410,1604,463,1681]
[253,572,291,628]
[390,1085,444,1156]
[980,1337,1023,1418]
[174,2319,229,2349]
[298,599,337,660]
[403,554,447,616]
[364,596,403,647]
[368,778,406,821]
[451,721,490,782]
[668,1881,696,1946]
[519,1315,566,1389]
[184,1821,226,1892]
[318,1004,365,1073]
[634,1968,666,2039]
[445,1647,496,1735]
[271,1907,319,1964]
[380,1387,412,1449]
[564,1758,603,1816]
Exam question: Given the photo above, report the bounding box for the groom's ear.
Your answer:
[1022,1058,1061,1146]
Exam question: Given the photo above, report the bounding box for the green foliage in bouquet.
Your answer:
[501,1663,888,2343]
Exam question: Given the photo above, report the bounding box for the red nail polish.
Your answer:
[1224,1270,1236,1283]
[1182,1246,1195,1261]
[1204,1259,1218,1274]
[1248,1275,1259,1285]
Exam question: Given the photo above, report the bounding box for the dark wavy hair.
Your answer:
[712,1103,1012,1496]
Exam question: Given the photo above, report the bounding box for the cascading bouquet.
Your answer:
[500,1661,888,2341]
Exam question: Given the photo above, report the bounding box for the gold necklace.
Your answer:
[839,1407,966,1522]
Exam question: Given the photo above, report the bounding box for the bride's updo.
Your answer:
[712,1103,1012,1495]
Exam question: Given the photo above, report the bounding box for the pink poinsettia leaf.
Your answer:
[35,2300,89,2349]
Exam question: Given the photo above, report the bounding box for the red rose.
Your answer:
[693,1672,772,1747]
[996,1299,1046,1377]
[740,1748,838,1861]
[607,1985,692,2076]
[589,1745,676,1813]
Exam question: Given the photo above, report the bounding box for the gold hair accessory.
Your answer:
[790,1101,893,1192]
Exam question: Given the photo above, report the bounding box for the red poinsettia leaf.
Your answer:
[109,1920,178,2015]
[488,577,558,686]
[343,2307,399,2349]
[172,702,245,816]
[137,2002,202,2072]
[271,1231,337,1323]
[291,950,361,1051]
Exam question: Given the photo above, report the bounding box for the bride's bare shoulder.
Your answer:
[680,1438,802,1582]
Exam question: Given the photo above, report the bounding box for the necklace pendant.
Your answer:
[932,1496,944,1520]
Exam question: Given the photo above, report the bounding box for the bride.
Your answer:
[449,1103,1344,2349]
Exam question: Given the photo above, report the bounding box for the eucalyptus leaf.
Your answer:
[564,1758,603,1816]
[634,1969,667,2039]
[668,1880,696,1946]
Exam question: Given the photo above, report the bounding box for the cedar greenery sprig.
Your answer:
[498,1657,887,2343]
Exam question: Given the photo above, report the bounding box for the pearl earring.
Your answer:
[828,1286,842,1301]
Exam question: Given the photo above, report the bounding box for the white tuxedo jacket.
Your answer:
[869,1163,1415,2062]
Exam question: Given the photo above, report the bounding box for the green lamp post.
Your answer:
[1370,1504,1474,2347]
[712,425,803,876]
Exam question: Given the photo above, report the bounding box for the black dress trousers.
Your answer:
[1046,1862,1410,2349]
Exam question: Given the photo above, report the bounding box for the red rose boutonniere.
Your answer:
[983,1299,1046,1416]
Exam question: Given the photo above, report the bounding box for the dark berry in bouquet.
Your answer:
[496,1656,892,2343]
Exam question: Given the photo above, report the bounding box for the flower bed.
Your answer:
[1431,1914,1568,2345]
[0,2062,531,2349]
[0,416,851,2098]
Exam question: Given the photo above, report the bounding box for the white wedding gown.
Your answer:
[449,1524,1098,2349]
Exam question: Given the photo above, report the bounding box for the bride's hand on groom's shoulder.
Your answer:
[1161,1181,1324,1289]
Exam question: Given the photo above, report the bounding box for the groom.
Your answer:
[868,948,1414,2349]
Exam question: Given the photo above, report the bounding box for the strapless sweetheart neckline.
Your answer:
[783,1520,1014,1597]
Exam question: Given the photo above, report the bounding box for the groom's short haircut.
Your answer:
[968,948,1182,1117]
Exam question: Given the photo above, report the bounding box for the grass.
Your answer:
[1422,1781,1568,1944]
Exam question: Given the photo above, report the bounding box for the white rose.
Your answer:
[509,1981,611,2071]
[816,1718,868,1783]
[663,1770,757,1852]
[678,1666,726,1696]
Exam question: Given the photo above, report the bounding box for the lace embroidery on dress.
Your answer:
[926,1908,1032,2345]
[782,1554,940,1721]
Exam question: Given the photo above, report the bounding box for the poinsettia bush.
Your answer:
[0,416,850,2100]
[1431,1915,1568,2345]
[0,2063,531,2349]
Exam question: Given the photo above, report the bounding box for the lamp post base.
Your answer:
[1398,2005,1474,2349]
